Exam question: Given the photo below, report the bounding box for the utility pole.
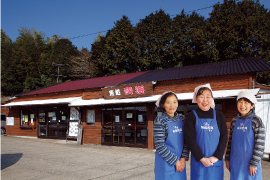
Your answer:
[52,62,64,83]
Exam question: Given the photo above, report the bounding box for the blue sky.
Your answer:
[2,0,270,50]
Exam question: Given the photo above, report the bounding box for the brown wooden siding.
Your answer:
[82,91,102,100]
[5,108,37,137]
[154,74,253,95]
[1,106,9,116]
[222,99,238,131]
[81,107,102,144]
[147,105,155,149]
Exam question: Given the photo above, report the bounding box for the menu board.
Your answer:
[68,121,79,137]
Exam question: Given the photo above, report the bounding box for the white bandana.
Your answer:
[192,83,215,108]
[155,91,177,107]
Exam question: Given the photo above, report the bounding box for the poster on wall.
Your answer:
[115,115,120,123]
[68,121,79,137]
[48,112,56,117]
[23,115,28,122]
[70,107,80,120]
[30,114,35,119]
[138,115,144,123]
[126,113,133,118]
[6,117,14,126]
[87,110,95,124]
[39,113,46,123]
[30,114,35,124]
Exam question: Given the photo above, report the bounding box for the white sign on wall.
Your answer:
[87,110,95,124]
[68,121,79,137]
[6,117,14,126]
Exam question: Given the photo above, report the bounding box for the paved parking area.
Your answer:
[1,136,270,180]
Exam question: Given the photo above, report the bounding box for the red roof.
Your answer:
[23,71,146,96]
[125,58,270,83]
[21,58,270,96]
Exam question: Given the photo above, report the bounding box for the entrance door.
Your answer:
[123,110,135,145]
[112,109,123,145]
[102,107,147,147]
[46,109,69,139]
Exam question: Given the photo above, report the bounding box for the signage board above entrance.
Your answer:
[102,82,153,99]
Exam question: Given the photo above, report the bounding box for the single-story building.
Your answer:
[2,58,270,151]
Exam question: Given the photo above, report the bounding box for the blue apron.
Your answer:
[230,115,262,180]
[155,115,186,180]
[191,110,224,180]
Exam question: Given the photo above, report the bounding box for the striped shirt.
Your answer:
[154,112,189,166]
[225,111,265,167]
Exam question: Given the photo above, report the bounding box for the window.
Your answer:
[47,111,57,123]
[21,110,36,127]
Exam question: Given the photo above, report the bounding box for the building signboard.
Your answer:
[102,82,153,99]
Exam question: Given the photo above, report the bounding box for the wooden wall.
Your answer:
[222,99,238,132]
[154,74,253,95]
[81,107,102,144]
[147,104,155,149]
[4,107,37,137]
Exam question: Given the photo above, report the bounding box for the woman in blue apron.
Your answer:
[225,90,265,180]
[154,91,189,180]
[184,84,228,180]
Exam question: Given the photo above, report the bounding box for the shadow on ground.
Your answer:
[1,153,23,170]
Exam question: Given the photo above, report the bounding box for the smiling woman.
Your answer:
[154,91,188,180]
[225,90,265,180]
[195,87,214,112]
[184,83,228,180]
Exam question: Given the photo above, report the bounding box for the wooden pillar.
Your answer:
[147,104,155,149]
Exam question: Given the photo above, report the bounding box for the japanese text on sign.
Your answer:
[109,85,145,97]
[102,82,153,99]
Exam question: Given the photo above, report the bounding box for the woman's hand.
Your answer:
[249,165,257,176]
[175,158,186,172]
[209,156,218,164]
[200,157,214,167]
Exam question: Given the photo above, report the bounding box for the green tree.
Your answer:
[11,29,46,93]
[91,35,109,76]
[92,16,140,76]
[136,10,173,69]
[47,38,79,83]
[208,0,270,60]
[38,36,58,87]
[172,11,216,66]
[1,30,19,96]
[208,0,270,84]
